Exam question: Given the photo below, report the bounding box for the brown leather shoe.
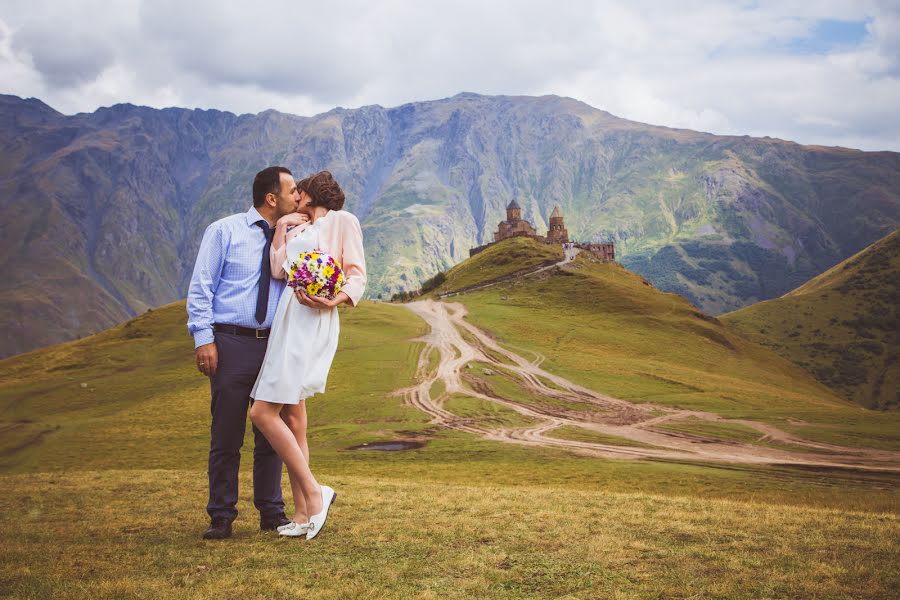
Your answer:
[202,518,232,540]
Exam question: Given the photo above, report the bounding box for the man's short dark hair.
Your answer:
[252,166,293,207]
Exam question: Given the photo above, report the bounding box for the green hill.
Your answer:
[426,237,900,451]
[0,300,431,472]
[427,236,564,296]
[720,228,900,410]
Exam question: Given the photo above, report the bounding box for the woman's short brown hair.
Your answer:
[298,170,345,210]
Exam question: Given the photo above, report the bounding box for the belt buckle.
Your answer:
[255,329,267,339]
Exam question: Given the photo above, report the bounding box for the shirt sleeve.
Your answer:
[187,222,227,347]
[339,213,367,307]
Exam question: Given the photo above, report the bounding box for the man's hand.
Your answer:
[195,343,219,377]
[277,212,309,228]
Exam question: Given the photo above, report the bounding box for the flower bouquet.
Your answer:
[287,251,345,299]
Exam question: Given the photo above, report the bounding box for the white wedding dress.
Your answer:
[250,219,340,404]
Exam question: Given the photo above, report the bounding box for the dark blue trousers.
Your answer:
[207,332,284,522]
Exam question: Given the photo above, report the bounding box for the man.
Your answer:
[187,166,303,539]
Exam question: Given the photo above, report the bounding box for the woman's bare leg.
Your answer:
[281,401,322,518]
[282,402,311,464]
[250,400,323,522]
[283,467,308,523]
[278,409,309,521]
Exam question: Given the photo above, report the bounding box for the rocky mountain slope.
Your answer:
[1,92,898,357]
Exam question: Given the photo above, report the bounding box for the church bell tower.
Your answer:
[546,206,569,243]
[506,199,522,221]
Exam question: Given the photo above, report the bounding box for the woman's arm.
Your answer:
[338,212,367,307]
[270,214,308,279]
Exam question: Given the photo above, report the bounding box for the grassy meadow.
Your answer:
[1,286,898,597]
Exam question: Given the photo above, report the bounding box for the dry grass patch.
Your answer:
[1,470,897,599]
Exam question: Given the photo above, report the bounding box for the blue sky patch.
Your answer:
[785,19,870,54]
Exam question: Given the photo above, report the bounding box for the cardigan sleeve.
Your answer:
[338,212,367,307]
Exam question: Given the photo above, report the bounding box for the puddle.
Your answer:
[347,441,426,451]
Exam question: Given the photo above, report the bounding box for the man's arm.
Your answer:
[187,223,227,376]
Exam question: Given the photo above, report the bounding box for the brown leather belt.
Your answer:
[213,323,271,339]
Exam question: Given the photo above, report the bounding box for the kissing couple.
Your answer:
[186,167,366,540]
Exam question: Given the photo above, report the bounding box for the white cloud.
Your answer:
[0,0,897,150]
[0,19,43,92]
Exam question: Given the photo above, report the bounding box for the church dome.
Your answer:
[507,199,521,210]
[550,206,562,219]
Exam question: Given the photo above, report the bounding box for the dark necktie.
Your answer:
[254,220,275,324]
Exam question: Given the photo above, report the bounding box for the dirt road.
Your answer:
[395,299,900,471]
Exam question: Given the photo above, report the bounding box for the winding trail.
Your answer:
[393,299,900,471]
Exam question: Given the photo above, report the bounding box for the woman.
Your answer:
[249,170,366,539]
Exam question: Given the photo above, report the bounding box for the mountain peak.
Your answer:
[0,93,60,114]
[0,94,62,127]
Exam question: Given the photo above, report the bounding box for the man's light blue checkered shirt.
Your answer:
[186,206,286,348]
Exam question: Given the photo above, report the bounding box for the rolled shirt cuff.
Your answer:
[192,328,215,348]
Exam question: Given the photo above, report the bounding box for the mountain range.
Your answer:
[1,92,898,358]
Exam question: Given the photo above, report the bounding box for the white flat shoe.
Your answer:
[277,521,310,537]
[276,520,305,533]
[306,486,336,540]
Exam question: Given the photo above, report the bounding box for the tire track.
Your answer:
[394,299,900,471]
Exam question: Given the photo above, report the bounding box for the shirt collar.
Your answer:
[245,206,267,227]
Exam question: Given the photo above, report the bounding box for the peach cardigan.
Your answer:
[270,210,367,307]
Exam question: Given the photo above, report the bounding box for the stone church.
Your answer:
[470,199,570,256]
[470,199,615,261]
[494,199,541,241]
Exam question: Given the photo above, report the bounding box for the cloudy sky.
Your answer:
[1,0,898,151]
